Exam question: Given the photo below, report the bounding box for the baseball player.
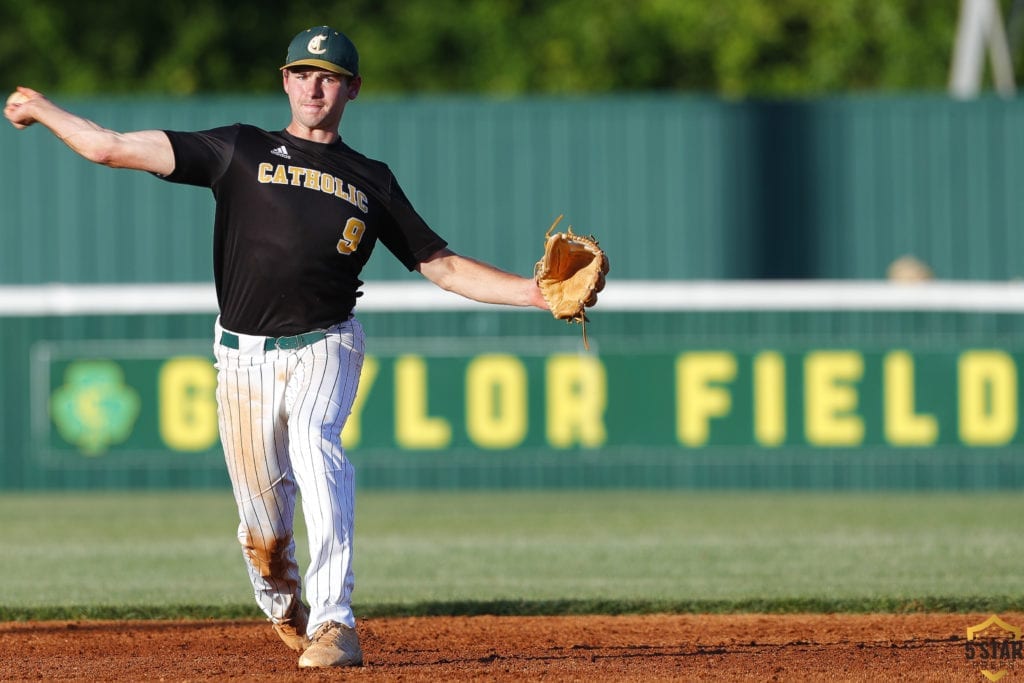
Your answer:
[5,26,548,668]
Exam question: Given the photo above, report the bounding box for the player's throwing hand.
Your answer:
[4,87,40,129]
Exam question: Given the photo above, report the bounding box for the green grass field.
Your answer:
[1,490,1022,620]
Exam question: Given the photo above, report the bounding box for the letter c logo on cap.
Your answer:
[307,34,328,55]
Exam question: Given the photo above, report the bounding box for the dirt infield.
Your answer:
[2,613,1021,681]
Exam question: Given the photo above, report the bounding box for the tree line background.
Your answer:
[0,0,1021,96]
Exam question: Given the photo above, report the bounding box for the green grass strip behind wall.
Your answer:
[1,491,1021,620]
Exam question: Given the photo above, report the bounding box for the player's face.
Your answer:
[283,68,360,138]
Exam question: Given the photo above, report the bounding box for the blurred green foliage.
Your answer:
[0,0,1017,96]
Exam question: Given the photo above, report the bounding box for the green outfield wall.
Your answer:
[3,94,1024,490]
[1,95,1023,284]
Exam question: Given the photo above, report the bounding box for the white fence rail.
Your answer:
[2,280,1024,316]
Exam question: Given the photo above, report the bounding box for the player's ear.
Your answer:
[347,76,362,101]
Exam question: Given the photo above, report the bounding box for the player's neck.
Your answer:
[285,122,339,145]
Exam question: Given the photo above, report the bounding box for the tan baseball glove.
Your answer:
[534,214,610,350]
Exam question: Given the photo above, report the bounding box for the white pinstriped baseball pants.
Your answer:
[212,316,365,633]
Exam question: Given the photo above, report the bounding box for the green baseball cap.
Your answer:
[281,26,359,76]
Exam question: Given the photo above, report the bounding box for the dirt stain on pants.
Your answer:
[242,531,293,579]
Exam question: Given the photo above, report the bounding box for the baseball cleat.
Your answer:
[272,600,311,652]
[297,621,363,668]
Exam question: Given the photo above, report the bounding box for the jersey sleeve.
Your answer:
[378,172,448,271]
[158,126,239,187]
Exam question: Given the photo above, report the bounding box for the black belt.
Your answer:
[219,330,326,351]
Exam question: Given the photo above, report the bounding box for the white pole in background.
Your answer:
[950,0,1017,98]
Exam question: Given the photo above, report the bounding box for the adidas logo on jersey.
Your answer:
[270,145,291,160]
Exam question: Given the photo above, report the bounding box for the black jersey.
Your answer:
[159,124,447,336]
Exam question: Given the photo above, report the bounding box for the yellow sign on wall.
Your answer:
[35,343,1024,459]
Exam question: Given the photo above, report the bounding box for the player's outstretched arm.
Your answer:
[4,86,174,176]
[417,248,548,310]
